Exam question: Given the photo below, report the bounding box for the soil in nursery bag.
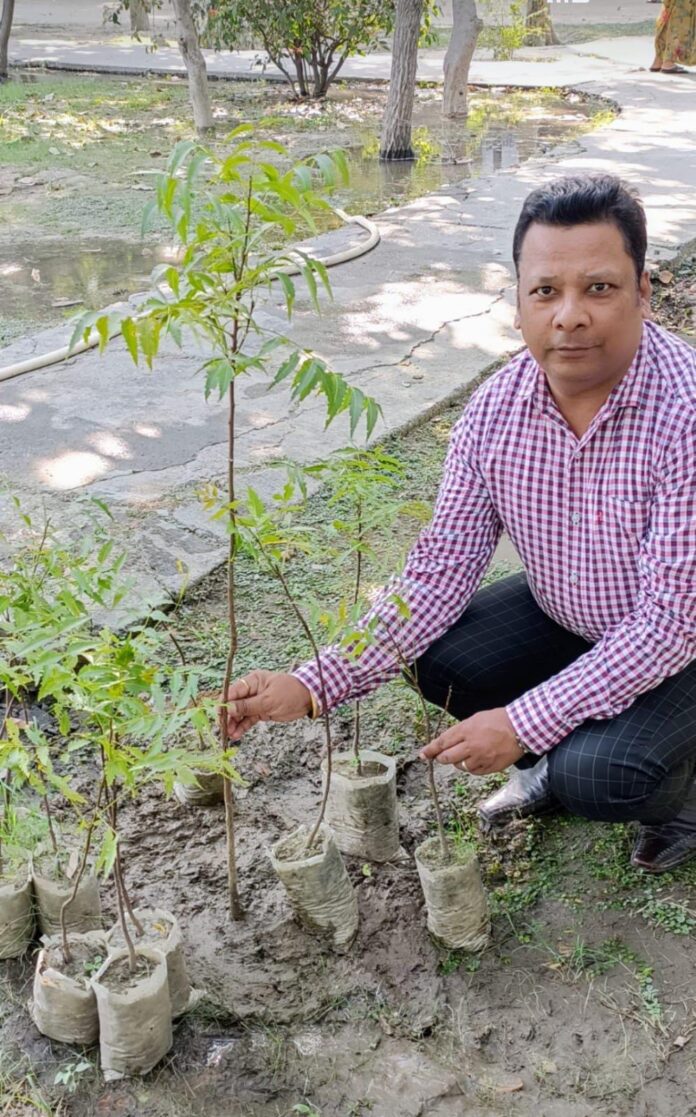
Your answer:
[269,823,359,951]
[107,907,193,1017]
[31,931,106,1045]
[173,771,225,807]
[32,855,101,936]
[91,945,172,1080]
[0,871,33,959]
[322,750,400,862]
[415,836,490,952]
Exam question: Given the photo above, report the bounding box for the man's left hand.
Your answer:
[419,707,525,774]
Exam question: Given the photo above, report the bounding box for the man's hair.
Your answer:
[513,174,647,283]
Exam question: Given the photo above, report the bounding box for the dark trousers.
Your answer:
[413,572,696,825]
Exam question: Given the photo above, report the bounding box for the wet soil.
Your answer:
[42,939,104,984]
[97,953,157,994]
[333,758,389,781]
[3,709,696,1116]
[416,835,475,869]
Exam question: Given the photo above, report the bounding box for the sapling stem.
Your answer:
[270,562,332,851]
[43,793,59,859]
[107,786,137,973]
[59,780,105,966]
[111,797,143,938]
[379,616,451,862]
[352,501,363,776]
[218,364,243,922]
[114,855,137,974]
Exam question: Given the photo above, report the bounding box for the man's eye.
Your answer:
[591,282,611,293]
[534,286,554,296]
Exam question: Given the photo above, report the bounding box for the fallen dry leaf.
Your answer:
[674,1035,691,1049]
[657,269,674,285]
[495,1079,525,1093]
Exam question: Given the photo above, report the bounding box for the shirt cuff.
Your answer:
[506,686,576,755]
[292,652,354,715]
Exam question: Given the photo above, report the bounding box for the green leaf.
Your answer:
[277,272,295,319]
[95,828,118,880]
[121,318,139,365]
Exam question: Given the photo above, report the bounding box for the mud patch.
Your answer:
[2,712,695,1116]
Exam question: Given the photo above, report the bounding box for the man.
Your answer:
[225,173,696,874]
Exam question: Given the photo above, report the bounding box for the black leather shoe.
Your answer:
[631,819,696,873]
[477,756,562,830]
[631,775,696,873]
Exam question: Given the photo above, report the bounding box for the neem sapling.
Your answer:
[76,130,379,921]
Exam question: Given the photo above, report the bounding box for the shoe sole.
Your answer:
[630,846,696,874]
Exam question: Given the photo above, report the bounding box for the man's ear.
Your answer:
[513,293,521,331]
[639,270,652,320]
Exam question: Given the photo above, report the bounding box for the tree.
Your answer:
[443,0,482,120]
[172,0,214,134]
[208,0,395,100]
[379,0,423,161]
[524,0,558,46]
[0,0,16,84]
[76,131,380,918]
[130,0,151,33]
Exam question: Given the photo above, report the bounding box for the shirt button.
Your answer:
[571,512,581,525]
[569,572,579,585]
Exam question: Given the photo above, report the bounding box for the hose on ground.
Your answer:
[0,209,380,385]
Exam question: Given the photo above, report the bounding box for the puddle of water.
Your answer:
[0,241,179,326]
[337,91,598,216]
[0,86,603,331]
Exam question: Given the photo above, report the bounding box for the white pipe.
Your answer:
[0,209,379,385]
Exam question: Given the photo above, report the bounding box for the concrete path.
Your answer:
[8,35,665,87]
[1,40,695,620]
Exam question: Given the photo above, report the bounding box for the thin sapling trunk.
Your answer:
[43,794,59,861]
[107,787,137,973]
[269,562,333,852]
[218,373,243,922]
[59,780,105,965]
[352,499,364,776]
[416,681,450,863]
[380,619,451,861]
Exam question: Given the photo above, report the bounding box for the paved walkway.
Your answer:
[1,37,695,620]
[8,34,666,88]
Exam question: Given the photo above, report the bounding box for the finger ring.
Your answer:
[459,759,470,774]
[239,678,250,696]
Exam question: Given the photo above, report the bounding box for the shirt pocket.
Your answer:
[605,493,652,544]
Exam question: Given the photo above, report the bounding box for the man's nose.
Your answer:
[551,294,591,333]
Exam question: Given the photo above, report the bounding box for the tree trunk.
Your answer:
[171,0,214,135]
[129,0,150,34]
[443,0,482,120]
[379,0,423,161]
[0,0,16,83]
[524,0,559,46]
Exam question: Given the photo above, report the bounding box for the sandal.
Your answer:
[661,63,689,72]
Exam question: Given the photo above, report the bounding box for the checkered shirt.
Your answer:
[294,321,696,753]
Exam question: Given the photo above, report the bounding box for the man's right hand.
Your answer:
[222,670,314,741]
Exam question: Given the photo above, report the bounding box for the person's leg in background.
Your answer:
[411,571,593,825]
[547,661,696,872]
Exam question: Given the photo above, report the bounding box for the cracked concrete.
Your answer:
[1,40,696,620]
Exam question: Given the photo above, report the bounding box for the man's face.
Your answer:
[515,221,651,394]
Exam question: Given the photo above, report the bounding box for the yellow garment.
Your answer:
[655,0,696,65]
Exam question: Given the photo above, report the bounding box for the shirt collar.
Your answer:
[520,321,652,415]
